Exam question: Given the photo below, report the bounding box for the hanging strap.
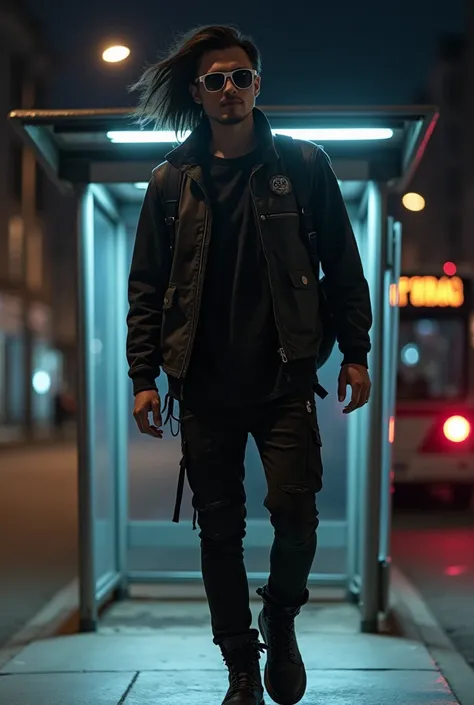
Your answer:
[162,391,196,528]
[162,392,180,437]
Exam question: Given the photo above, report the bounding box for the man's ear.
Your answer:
[190,83,202,104]
[254,75,261,99]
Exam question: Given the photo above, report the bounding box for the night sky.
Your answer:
[26,0,464,110]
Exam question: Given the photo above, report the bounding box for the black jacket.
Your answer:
[126,109,372,397]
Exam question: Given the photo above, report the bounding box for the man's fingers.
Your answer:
[133,409,145,434]
[133,391,163,438]
[343,382,362,414]
[141,414,162,437]
[147,425,163,438]
[338,369,347,402]
[345,382,371,413]
[360,382,371,407]
[134,407,162,437]
[339,365,372,414]
[152,399,162,428]
[135,409,149,434]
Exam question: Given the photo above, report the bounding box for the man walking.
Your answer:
[127,24,372,705]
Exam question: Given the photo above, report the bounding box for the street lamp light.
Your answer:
[102,45,131,63]
[402,192,425,212]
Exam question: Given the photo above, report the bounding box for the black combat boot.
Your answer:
[218,630,267,705]
[257,586,308,705]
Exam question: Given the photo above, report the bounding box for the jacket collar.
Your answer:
[166,107,278,169]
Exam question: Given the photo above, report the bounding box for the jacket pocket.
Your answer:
[288,268,318,290]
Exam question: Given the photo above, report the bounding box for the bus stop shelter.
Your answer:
[9,104,438,635]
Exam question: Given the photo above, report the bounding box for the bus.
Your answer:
[393,273,474,509]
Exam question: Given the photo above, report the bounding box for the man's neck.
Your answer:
[210,112,257,159]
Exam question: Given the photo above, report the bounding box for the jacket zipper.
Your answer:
[179,172,212,379]
[250,168,289,365]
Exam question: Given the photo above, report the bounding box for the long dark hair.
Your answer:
[130,25,261,136]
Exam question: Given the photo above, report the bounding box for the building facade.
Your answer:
[399,32,473,275]
[0,2,64,442]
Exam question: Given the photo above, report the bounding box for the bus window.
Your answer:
[397,318,465,400]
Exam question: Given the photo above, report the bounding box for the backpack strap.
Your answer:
[273,134,319,267]
[162,163,184,256]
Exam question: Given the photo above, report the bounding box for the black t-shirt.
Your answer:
[183,149,315,407]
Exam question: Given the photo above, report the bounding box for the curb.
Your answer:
[391,565,474,705]
[0,579,79,670]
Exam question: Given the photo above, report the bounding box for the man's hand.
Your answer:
[338,364,371,414]
[133,390,163,438]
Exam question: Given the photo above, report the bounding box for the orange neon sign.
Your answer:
[397,275,464,308]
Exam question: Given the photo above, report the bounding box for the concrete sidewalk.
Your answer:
[0,594,462,704]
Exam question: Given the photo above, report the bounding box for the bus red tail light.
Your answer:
[417,412,474,453]
[443,415,471,443]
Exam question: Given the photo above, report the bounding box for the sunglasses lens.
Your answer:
[204,73,225,92]
[233,69,253,89]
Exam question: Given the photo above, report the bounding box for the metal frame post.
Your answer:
[360,182,387,632]
[114,220,130,598]
[76,185,97,632]
[346,205,367,602]
[378,218,402,614]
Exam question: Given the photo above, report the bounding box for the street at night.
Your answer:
[392,508,474,670]
[0,444,78,648]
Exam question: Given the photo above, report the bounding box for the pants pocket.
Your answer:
[306,399,323,493]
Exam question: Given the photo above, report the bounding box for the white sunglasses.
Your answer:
[196,68,258,93]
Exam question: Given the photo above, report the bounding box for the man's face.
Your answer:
[191,46,260,126]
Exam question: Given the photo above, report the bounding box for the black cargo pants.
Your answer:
[179,389,323,643]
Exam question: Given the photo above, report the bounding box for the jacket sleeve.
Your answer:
[310,147,373,367]
[126,175,170,394]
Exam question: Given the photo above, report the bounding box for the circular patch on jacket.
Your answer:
[269,174,292,196]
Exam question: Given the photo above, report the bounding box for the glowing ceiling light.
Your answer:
[108,130,190,144]
[402,192,425,212]
[106,127,394,144]
[133,182,148,189]
[272,128,393,141]
[102,45,131,63]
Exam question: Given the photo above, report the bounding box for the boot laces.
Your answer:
[223,641,267,696]
[266,614,299,663]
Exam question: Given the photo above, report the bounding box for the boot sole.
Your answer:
[258,612,307,705]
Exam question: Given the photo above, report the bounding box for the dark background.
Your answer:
[26,0,464,109]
